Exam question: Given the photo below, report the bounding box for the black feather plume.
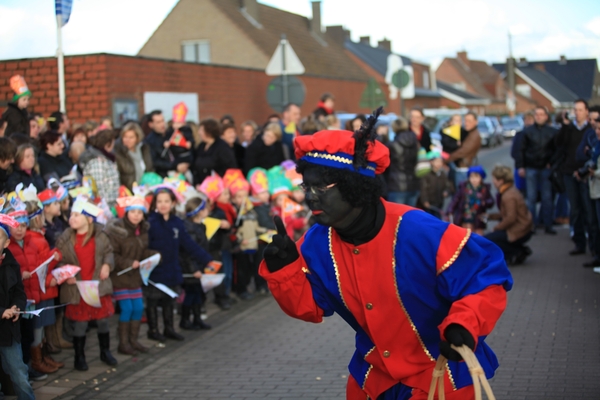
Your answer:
[353,107,383,170]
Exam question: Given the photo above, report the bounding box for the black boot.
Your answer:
[179,306,197,331]
[72,336,88,371]
[98,332,117,366]
[146,303,166,342]
[162,303,184,341]
[192,304,211,330]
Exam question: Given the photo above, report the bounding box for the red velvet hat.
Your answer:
[294,108,390,177]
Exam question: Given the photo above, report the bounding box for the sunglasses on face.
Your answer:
[298,182,337,195]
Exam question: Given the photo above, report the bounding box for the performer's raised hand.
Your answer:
[439,324,475,361]
[263,216,299,272]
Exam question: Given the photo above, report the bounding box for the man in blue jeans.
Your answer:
[0,214,35,400]
[517,106,558,234]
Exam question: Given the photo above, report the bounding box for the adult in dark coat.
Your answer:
[221,123,245,171]
[409,108,432,151]
[6,143,45,192]
[0,137,17,195]
[2,102,29,137]
[38,130,74,181]
[193,119,237,184]
[312,93,335,124]
[385,118,420,206]
[143,110,174,178]
[115,122,154,190]
[243,123,286,174]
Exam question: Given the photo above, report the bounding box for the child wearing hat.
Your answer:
[180,196,212,330]
[1,75,32,137]
[199,175,235,310]
[105,194,158,355]
[447,165,494,235]
[419,151,454,219]
[0,211,36,400]
[39,186,68,249]
[56,198,117,371]
[268,166,306,239]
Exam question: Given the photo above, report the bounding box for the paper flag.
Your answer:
[32,255,54,294]
[75,280,101,308]
[281,197,303,219]
[204,260,222,274]
[258,230,277,244]
[149,280,178,298]
[201,273,225,292]
[169,131,189,148]
[442,124,461,141]
[17,303,68,317]
[140,254,161,286]
[51,265,81,284]
[203,217,221,240]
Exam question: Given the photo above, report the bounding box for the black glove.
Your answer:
[439,324,475,361]
[263,216,299,273]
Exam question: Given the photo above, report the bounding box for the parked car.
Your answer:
[478,117,503,147]
[500,116,524,138]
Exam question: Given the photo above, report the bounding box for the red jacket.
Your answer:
[9,230,60,303]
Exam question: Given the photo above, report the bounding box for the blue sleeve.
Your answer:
[437,234,513,302]
[178,218,213,266]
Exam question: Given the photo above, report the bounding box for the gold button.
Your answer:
[366,303,373,310]
[383,350,390,358]
[353,248,360,255]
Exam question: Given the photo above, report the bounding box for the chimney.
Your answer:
[377,39,391,52]
[326,25,350,46]
[311,1,322,37]
[559,55,567,65]
[517,57,528,66]
[457,51,469,68]
[239,0,260,25]
[359,36,371,46]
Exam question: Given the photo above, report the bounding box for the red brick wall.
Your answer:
[1,53,379,126]
[515,75,554,111]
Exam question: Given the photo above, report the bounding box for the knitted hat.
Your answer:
[247,168,269,195]
[467,165,486,180]
[10,75,32,102]
[294,108,390,177]
[198,175,225,202]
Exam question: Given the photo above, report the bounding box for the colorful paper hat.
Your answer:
[0,199,18,238]
[116,195,149,213]
[69,186,93,199]
[6,197,28,225]
[267,166,292,198]
[280,160,296,172]
[72,197,103,220]
[140,172,163,187]
[38,189,58,205]
[81,175,98,199]
[148,183,186,203]
[247,168,269,195]
[198,175,225,202]
[229,177,250,197]
[223,169,245,189]
[15,183,38,204]
[185,198,207,218]
[294,129,390,177]
[426,150,442,161]
[468,165,487,180]
[60,166,81,189]
[48,178,69,202]
[10,75,32,102]
[172,102,188,125]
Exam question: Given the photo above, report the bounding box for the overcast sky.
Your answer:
[1,0,598,70]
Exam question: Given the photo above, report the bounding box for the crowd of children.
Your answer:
[0,155,309,398]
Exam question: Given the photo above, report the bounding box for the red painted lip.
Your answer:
[312,210,323,215]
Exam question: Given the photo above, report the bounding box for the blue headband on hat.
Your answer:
[185,200,206,218]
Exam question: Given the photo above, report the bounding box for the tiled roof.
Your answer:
[211,0,368,81]
[436,81,485,100]
[441,58,495,99]
[493,59,597,100]
[344,40,412,77]
[516,67,579,104]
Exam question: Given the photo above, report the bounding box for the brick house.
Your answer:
[493,57,598,110]
[435,51,535,114]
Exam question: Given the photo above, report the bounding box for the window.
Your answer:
[422,70,430,89]
[181,40,211,63]
[516,83,531,98]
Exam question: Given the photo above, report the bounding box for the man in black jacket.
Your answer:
[144,110,175,178]
[0,222,35,399]
[555,99,599,261]
[517,106,557,234]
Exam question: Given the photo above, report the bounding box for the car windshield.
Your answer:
[478,121,492,133]
[501,118,523,129]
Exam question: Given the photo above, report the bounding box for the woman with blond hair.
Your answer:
[114,122,154,190]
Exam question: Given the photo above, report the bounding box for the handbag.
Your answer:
[428,345,496,400]
[548,166,565,194]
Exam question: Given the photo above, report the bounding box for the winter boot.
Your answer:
[31,344,58,374]
[129,320,149,353]
[162,303,184,341]
[192,304,212,330]
[117,321,137,356]
[43,326,61,354]
[72,336,88,371]
[55,315,73,349]
[98,332,118,366]
[179,305,197,330]
[42,342,64,369]
[146,303,166,342]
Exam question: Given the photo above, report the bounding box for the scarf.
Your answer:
[316,101,333,115]
[336,201,385,246]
